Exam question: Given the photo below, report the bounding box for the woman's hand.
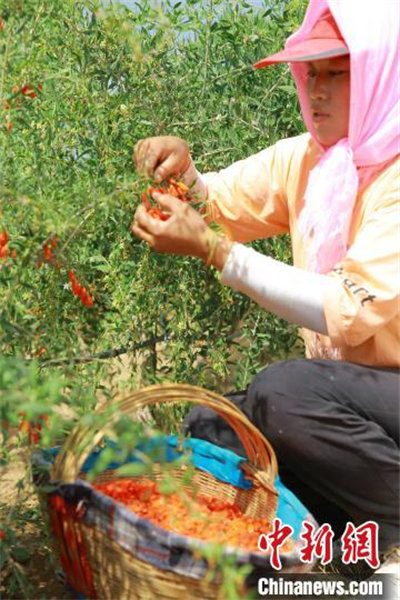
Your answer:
[131,191,210,259]
[133,136,192,183]
[131,191,233,270]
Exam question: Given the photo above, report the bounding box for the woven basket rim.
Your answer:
[51,383,279,488]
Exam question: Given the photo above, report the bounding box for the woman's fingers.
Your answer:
[131,221,156,247]
[135,204,163,233]
[134,140,159,177]
[153,153,181,183]
[152,191,182,212]
[131,190,208,258]
[130,206,159,244]
[133,139,145,168]
[133,136,192,181]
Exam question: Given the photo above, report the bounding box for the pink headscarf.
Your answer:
[288,0,400,273]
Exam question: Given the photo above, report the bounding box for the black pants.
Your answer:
[184,359,400,553]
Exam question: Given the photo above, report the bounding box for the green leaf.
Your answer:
[11,546,31,564]
[116,462,151,477]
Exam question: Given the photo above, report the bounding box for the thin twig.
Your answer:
[235,115,263,133]
[30,4,45,37]
[168,114,227,128]
[0,20,12,106]
[211,65,252,83]
[199,0,213,105]
[36,327,243,369]
[58,207,95,255]
[38,334,172,368]
[198,147,236,160]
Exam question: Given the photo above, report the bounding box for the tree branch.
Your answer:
[38,333,172,368]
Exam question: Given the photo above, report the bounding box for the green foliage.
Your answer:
[0,1,308,597]
[0,0,306,393]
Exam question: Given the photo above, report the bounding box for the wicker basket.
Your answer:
[36,383,310,600]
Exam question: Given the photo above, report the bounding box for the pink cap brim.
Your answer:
[253,39,348,69]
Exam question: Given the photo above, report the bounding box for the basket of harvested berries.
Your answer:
[33,384,314,600]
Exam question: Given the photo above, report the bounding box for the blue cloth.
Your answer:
[40,434,310,540]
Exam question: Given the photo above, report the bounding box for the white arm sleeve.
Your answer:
[221,243,336,334]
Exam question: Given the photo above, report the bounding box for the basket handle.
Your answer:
[51,383,278,491]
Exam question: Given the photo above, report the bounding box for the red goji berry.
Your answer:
[95,478,292,553]
[43,242,52,262]
[21,85,36,99]
[82,294,94,307]
[0,231,7,247]
[141,193,151,212]
[147,207,169,221]
[72,281,82,296]
[79,287,94,307]
[140,177,190,222]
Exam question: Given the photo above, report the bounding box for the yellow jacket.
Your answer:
[203,133,399,368]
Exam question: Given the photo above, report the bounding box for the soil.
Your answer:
[0,354,153,600]
[0,450,74,600]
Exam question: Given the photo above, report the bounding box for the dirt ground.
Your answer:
[0,451,74,600]
[0,354,156,600]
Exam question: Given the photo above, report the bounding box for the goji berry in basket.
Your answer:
[95,478,293,553]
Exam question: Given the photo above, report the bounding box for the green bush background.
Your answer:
[1,0,307,389]
[0,0,308,596]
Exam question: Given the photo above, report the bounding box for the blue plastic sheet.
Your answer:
[41,434,311,540]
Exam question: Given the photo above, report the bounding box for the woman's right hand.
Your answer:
[133,136,192,182]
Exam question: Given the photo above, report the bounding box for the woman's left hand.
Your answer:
[130,191,210,260]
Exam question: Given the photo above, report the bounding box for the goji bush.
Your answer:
[0,0,307,597]
[0,0,306,387]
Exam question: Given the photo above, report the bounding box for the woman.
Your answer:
[131,0,399,576]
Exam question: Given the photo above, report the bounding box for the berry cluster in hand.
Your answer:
[141,177,190,220]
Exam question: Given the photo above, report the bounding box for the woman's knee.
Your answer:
[249,358,326,398]
[243,359,325,445]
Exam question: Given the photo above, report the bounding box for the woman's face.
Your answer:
[305,55,350,147]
